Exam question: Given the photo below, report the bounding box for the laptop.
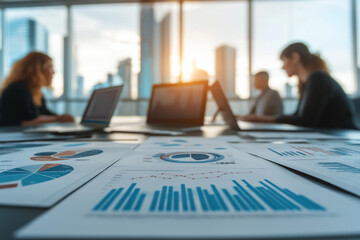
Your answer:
[209,81,311,132]
[107,81,208,135]
[24,86,123,134]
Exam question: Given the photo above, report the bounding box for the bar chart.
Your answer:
[318,162,360,174]
[268,146,360,158]
[92,179,325,213]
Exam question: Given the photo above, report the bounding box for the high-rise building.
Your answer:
[5,18,48,74]
[77,75,84,98]
[138,5,171,98]
[215,45,237,98]
[160,13,171,83]
[138,5,157,98]
[117,58,132,99]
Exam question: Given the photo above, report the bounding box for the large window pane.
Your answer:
[253,0,354,97]
[72,4,139,101]
[183,2,249,98]
[4,7,66,99]
[72,3,179,115]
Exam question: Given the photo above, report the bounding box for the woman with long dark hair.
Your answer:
[0,51,74,126]
[241,42,356,129]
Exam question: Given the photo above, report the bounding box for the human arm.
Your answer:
[21,114,75,126]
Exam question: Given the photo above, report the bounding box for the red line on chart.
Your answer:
[130,171,252,180]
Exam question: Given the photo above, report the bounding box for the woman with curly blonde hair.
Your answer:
[0,51,74,126]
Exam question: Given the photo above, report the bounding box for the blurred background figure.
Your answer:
[241,42,356,129]
[0,51,75,126]
[249,71,283,116]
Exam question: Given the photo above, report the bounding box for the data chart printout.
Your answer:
[17,137,360,239]
[238,132,346,140]
[234,143,360,197]
[0,141,136,207]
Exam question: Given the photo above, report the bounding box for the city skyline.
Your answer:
[0,1,358,101]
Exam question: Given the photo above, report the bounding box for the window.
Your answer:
[72,4,139,101]
[253,0,354,97]
[183,1,249,98]
[4,7,67,98]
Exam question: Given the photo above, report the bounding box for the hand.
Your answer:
[57,114,75,123]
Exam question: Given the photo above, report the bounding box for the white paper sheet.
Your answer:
[234,142,360,197]
[238,131,345,140]
[17,137,360,239]
[0,141,136,207]
[0,132,77,143]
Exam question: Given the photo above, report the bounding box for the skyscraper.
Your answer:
[215,45,237,98]
[5,18,48,74]
[160,13,171,83]
[138,5,171,98]
[138,5,157,98]
[117,58,132,99]
[77,75,84,98]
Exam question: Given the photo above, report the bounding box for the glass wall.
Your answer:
[0,0,358,116]
[3,7,67,99]
[183,1,249,98]
[70,2,179,115]
[253,0,354,97]
[72,4,139,101]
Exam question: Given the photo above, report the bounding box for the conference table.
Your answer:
[1,116,360,240]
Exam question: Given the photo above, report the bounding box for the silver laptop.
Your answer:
[108,81,208,135]
[24,86,123,134]
[209,81,311,132]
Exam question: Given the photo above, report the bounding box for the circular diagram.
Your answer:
[156,152,224,163]
[31,149,103,161]
[0,164,73,189]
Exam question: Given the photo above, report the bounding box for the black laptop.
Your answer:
[24,86,123,134]
[209,81,311,132]
[108,81,208,134]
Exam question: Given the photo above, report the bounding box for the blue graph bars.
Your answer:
[318,162,360,174]
[268,148,307,157]
[92,180,325,213]
[269,146,360,157]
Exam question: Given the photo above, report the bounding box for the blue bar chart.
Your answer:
[268,146,360,158]
[92,179,325,213]
[318,162,360,174]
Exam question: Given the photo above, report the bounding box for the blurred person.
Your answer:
[249,71,283,116]
[240,42,356,129]
[0,51,75,126]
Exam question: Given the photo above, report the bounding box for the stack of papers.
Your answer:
[16,137,360,239]
[238,132,346,140]
[0,141,136,207]
[234,142,360,197]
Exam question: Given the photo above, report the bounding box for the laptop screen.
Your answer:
[210,81,239,130]
[147,81,208,126]
[81,86,123,126]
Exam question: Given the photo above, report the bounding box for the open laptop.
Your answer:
[108,81,208,134]
[24,86,123,134]
[209,81,311,132]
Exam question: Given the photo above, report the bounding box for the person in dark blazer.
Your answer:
[240,42,356,129]
[0,51,74,126]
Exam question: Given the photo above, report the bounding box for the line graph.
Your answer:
[130,171,252,181]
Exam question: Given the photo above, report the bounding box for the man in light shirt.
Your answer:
[249,71,283,116]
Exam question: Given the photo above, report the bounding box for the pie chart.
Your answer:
[0,164,73,189]
[31,149,103,161]
[156,152,224,163]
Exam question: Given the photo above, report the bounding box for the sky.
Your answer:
[2,0,357,99]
